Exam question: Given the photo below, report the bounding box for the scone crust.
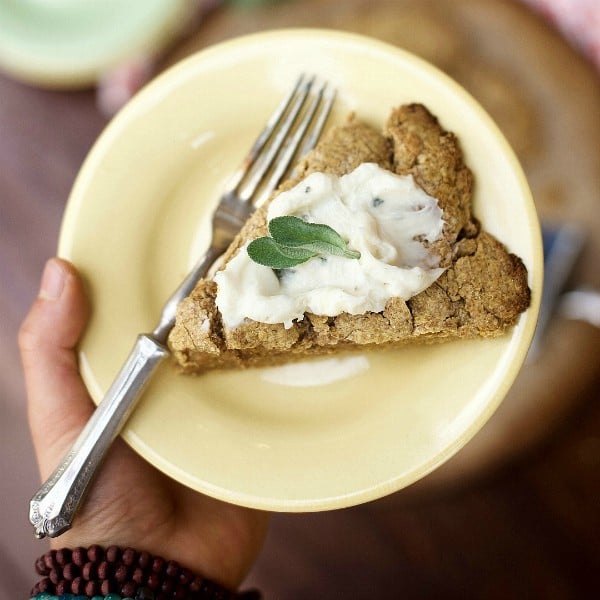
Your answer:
[169,104,530,373]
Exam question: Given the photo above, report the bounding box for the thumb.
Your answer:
[19,258,94,480]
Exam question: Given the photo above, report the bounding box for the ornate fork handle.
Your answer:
[29,335,168,539]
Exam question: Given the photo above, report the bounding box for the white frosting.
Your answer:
[214,163,445,329]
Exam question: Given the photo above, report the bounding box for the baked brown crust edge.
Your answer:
[168,104,530,373]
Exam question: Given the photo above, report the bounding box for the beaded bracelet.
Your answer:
[31,545,261,600]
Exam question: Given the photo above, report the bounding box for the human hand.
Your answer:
[19,258,268,589]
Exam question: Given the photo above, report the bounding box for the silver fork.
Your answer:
[29,74,336,539]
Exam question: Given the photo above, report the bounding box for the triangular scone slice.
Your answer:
[168,104,530,373]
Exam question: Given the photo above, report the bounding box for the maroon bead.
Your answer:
[86,543,105,562]
[82,560,97,580]
[178,567,193,585]
[71,546,87,567]
[161,578,174,594]
[189,575,204,592]
[35,556,47,575]
[38,577,52,592]
[85,580,98,597]
[30,583,40,596]
[43,550,56,569]
[106,544,122,562]
[101,579,114,595]
[120,580,137,597]
[131,566,145,584]
[55,580,69,595]
[97,559,112,579]
[151,556,165,573]
[146,572,161,590]
[173,584,188,599]
[122,547,137,566]
[63,562,80,581]
[49,567,61,584]
[155,592,170,600]
[138,550,152,569]
[115,563,130,583]
[56,548,72,566]
[71,576,85,595]
[165,560,180,578]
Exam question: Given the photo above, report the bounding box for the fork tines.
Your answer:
[232,74,336,207]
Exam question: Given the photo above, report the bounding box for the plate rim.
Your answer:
[58,28,543,511]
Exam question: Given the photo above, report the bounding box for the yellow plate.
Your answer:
[58,29,542,511]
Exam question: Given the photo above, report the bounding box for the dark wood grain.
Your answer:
[0,75,107,597]
[1,1,599,599]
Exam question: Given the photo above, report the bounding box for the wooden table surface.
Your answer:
[1,1,599,598]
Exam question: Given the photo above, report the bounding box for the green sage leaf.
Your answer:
[247,215,360,269]
[295,240,360,258]
[247,236,317,269]
[269,216,348,250]
[296,240,361,259]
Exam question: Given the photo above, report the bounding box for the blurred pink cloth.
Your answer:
[519,0,600,70]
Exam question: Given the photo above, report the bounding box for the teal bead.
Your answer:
[91,597,104,600]
[33,594,55,600]
[105,594,122,600]
[58,595,74,600]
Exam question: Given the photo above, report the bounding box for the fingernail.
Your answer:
[39,259,66,300]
